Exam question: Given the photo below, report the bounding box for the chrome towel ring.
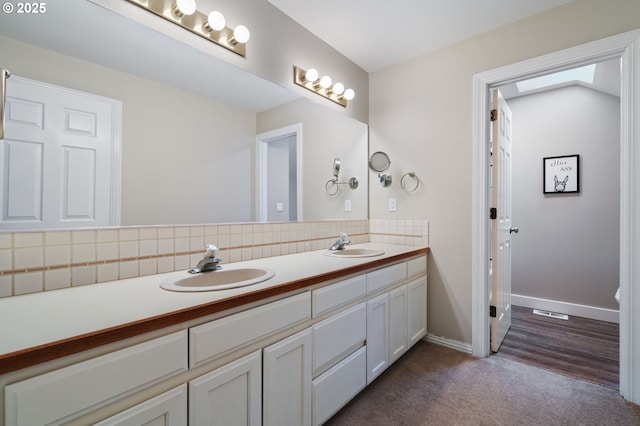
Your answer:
[400,172,420,192]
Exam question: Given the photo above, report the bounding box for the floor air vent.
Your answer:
[532,309,569,320]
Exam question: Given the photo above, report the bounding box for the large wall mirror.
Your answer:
[0,0,368,230]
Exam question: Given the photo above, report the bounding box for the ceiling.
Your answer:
[267,0,575,72]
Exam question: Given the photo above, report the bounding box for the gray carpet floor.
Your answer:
[326,341,640,425]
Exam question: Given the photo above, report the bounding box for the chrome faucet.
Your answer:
[188,245,222,274]
[329,233,351,251]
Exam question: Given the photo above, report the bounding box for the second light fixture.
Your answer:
[294,66,355,107]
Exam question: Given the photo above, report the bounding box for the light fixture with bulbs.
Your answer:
[293,66,356,107]
[126,0,250,57]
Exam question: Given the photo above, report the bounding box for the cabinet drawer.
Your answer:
[312,275,366,317]
[407,255,427,279]
[312,303,366,373]
[367,262,407,294]
[94,384,187,426]
[5,331,187,426]
[312,346,366,426]
[190,292,311,368]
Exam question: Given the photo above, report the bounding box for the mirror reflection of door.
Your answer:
[267,135,297,221]
[256,124,302,222]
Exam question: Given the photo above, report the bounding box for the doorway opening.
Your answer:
[256,123,302,222]
[471,30,640,403]
[487,58,621,387]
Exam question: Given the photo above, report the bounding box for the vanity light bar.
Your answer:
[293,66,355,108]
[126,0,249,57]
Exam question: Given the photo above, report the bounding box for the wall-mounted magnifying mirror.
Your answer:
[333,158,341,178]
[369,151,392,187]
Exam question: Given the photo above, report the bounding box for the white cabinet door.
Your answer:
[389,285,408,363]
[366,293,389,384]
[189,350,262,426]
[263,328,312,426]
[408,277,428,347]
[94,385,187,426]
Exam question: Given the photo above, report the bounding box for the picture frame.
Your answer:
[543,154,580,193]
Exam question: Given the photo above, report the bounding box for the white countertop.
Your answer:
[0,243,427,371]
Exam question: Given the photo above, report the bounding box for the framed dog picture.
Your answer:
[543,155,580,193]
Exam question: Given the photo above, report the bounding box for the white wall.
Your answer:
[510,86,620,310]
[369,0,640,344]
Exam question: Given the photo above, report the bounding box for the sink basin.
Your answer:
[160,267,275,292]
[323,248,385,258]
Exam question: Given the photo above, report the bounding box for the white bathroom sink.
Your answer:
[323,248,385,258]
[160,267,275,292]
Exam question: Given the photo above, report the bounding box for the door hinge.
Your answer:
[490,305,497,318]
[490,109,497,122]
[490,207,497,220]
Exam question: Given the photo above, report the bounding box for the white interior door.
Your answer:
[490,89,514,353]
[1,75,121,230]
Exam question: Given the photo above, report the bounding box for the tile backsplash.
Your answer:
[0,219,428,297]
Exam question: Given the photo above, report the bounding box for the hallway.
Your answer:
[494,305,619,389]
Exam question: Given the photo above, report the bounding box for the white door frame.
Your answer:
[255,123,303,222]
[471,29,640,403]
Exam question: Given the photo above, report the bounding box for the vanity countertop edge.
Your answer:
[0,243,429,375]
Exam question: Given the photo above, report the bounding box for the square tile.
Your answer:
[119,228,139,241]
[14,232,44,248]
[139,239,157,256]
[72,243,96,263]
[45,268,71,291]
[119,261,139,279]
[46,231,71,246]
[97,229,119,243]
[72,230,96,244]
[14,272,44,295]
[0,249,12,271]
[72,266,96,286]
[14,247,44,269]
[96,242,119,261]
[45,245,71,266]
[139,227,157,240]
[0,233,11,249]
[139,258,157,276]
[119,241,138,259]
[0,275,12,297]
[97,263,119,283]
[157,227,174,239]
[157,257,174,273]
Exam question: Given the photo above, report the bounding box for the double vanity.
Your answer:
[0,243,428,425]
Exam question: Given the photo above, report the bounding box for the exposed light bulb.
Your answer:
[319,75,332,89]
[230,25,250,44]
[305,68,319,82]
[174,0,196,16]
[332,82,345,95]
[206,11,226,31]
[343,88,355,100]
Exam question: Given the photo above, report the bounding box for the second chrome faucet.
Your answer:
[188,245,223,274]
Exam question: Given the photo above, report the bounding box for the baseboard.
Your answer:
[511,294,619,324]
[425,333,473,354]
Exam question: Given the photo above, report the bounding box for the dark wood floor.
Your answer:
[493,305,619,389]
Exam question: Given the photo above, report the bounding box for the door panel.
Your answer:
[490,89,513,353]
[1,75,120,230]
